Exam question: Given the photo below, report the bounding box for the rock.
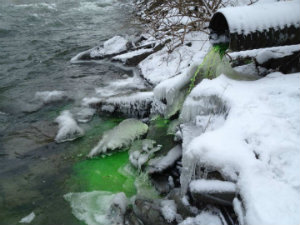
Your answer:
[113,48,154,66]
[189,179,236,207]
[133,198,176,225]
[148,145,182,174]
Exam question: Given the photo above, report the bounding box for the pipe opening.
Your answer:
[209,12,230,49]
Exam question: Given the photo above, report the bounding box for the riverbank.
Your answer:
[65,0,300,225]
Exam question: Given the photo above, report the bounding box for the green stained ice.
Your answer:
[70,151,136,197]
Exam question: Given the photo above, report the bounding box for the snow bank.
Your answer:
[19,212,35,224]
[182,73,300,225]
[64,191,128,225]
[139,32,210,85]
[88,118,148,157]
[35,90,68,104]
[55,110,84,143]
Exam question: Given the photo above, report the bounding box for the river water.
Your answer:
[0,0,141,224]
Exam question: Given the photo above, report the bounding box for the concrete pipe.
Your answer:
[209,1,300,51]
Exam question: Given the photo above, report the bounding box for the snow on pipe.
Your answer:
[209,1,300,51]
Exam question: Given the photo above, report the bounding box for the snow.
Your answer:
[64,191,128,225]
[148,145,182,174]
[113,48,153,63]
[90,36,128,58]
[160,200,177,223]
[54,110,84,143]
[190,179,236,194]
[19,212,35,224]
[178,211,222,225]
[218,1,300,35]
[88,118,148,157]
[102,36,128,55]
[71,36,128,62]
[138,32,210,85]
[181,73,300,225]
[229,44,300,60]
[34,90,67,104]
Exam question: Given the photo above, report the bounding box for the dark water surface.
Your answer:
[0,0,140,224]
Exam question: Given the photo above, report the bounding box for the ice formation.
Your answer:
[19,212,35,224]
[88,119,148,157]
[74,107,96,123]
[54,110,84,143]
[35,90,68,104]
[100,92,154,118]
[160,200,178,223]
[180,73,300,225]
[148,145,182,174]
[64,191,128,225]
[129,139,161,170]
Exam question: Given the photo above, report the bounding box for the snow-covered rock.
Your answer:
[71,36,129,62]
[148,145,182,174]
[179,211,223,225]
[160,200,178,223]
[88,118,148,157]
[55,110,84,143]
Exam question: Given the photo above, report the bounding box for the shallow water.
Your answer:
[0,0,142,224]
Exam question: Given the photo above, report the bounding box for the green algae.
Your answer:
[69,151,136,197]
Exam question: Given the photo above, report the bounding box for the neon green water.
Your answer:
[188,46,223,93]
[66,117,137,197]
[70,151,136,197]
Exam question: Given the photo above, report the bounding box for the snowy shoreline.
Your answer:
[61,1,300,225]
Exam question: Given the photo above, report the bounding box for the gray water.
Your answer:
[0,1,141,224]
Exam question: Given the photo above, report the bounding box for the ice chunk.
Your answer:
[178,211,222,225]
[129,139,161,171]
[148,145,182,174]
[160,200,177,223]
[55,110,84,143]
[88,119,148,157]
[189,179,236,194]
[35,90,68,104]
[19,212,35,224]
[75,107,96,123]
[64,191,128,225]
[100,92,154,118]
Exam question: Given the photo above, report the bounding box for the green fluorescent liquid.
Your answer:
[70,151,136,197]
